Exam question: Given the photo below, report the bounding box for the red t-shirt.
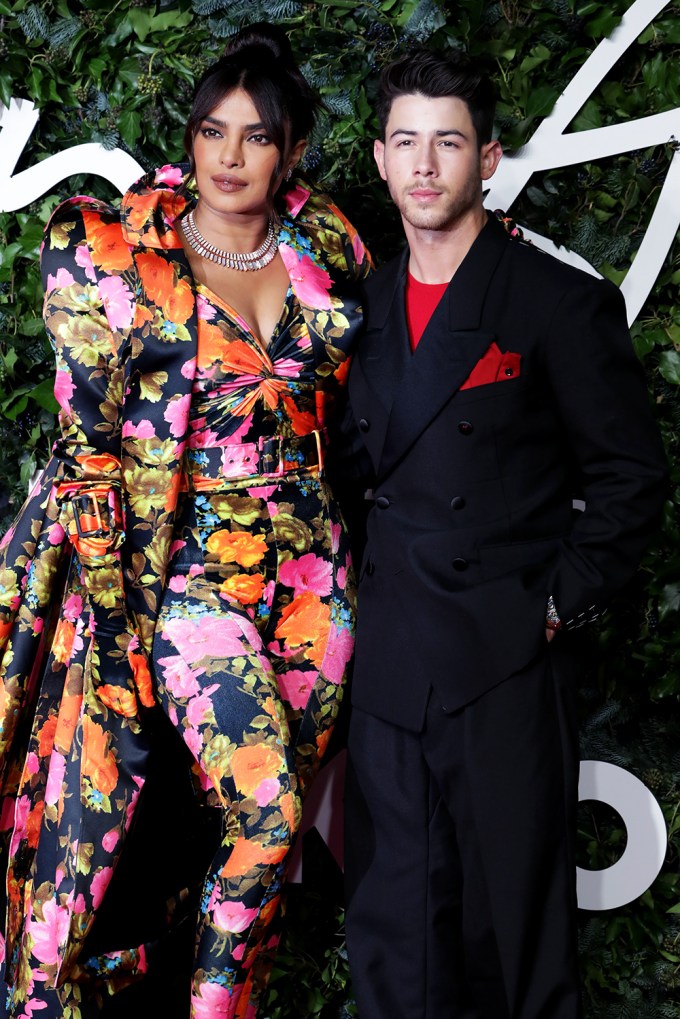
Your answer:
[405,272,449,350]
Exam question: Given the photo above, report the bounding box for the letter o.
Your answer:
[577,760,667,911]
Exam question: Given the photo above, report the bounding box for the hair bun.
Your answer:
[224,22,296,69]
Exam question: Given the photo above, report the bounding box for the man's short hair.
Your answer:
[376,49,496,148]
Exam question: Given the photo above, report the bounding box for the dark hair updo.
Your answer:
[183,23,319,181]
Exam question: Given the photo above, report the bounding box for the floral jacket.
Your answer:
[0,164,369,999]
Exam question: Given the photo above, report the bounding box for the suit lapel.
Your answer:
[378,214,509,478]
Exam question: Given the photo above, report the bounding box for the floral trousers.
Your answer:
[151,467,355,1018]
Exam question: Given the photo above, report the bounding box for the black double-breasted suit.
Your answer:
[342,214,667,1019]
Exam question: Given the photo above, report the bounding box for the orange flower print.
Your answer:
[220,572,265,605]
[82,716,119,796]
[26,801,45,850]
[54,692,83,755]
[230,743,283,796]
[221,836,288,878]
[97,684,138,718]
[163,276,193,325]
[274,591,331,649]
[83,214,133,272]
[278,790,299,832]
[129,649,155,708]
[136,251,175,310]
[37,716,58,758]
[51,618,76,666]
[197,322,228,370]
[281,394,315,437]
[206,530,267,568]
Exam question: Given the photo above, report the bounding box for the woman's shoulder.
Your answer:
[281,177,371,280]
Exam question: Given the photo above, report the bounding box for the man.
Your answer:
[343,49,667,1019]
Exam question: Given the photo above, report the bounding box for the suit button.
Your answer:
[450,496,466,511]
[376,496,390,509]
[458,420,474,435]
[366,560,375,576]
[452,557,468,571]
[504,367,514,376]
[359,418,370,432]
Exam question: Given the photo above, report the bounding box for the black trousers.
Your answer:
[344,642,582,1019]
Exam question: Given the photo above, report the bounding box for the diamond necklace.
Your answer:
[180,209,279,271]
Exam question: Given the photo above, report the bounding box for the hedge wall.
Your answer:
[1,2,679,1017]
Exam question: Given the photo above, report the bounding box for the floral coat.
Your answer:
[0,164,368,1007]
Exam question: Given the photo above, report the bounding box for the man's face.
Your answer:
[374,93,501,233]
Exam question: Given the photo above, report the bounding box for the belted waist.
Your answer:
[182,430,326,492]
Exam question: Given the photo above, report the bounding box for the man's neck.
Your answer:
[405,205,487,284]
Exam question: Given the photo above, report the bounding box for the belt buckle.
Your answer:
[312,428,325,473]
[258,435,285,477]
[71,488,122,541]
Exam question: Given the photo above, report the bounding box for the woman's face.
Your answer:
[191,87,282,220]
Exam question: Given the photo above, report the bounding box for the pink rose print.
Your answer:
[212,900,259,934]
[168,575,187,594]
[46,267,75,292]
[181,356,197,379]
[24,753,39,777]
[353,232,366,266]
[277,669,315,711]
[164,393,192,438]
[27,898,70,966]
[183,726,203,759]
[283,183,310,217]
[320,623,354,685]
[156,654,201,699]
[155,164,184,187]
[279,245,332,310]
[62,593,83,622]
[45,752,66,807]
[91,866,113,909]
[254,777,281,807]
[186,685,220,728]
[197,293,217,320]
[75,242,96,281]
[99,274,134,331]
[54,368,75,414]
[190,980,232,1018]
[122,419,156,439]
[279,553,332,598]
[162,615,245,664]
[9,795,30,857]
[102,828,119,853]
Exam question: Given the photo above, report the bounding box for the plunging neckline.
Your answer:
[196,280,293,354]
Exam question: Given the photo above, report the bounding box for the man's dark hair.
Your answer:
[376,49,496,147]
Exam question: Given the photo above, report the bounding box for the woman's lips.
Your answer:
[212,175,247,192]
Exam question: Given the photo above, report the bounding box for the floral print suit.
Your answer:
[0,165,369,1017]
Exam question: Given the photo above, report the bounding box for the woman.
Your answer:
[0,23,370,1018]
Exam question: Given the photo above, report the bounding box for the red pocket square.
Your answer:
[460,342,521,390]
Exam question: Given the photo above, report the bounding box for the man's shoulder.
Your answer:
[503,230,608,298]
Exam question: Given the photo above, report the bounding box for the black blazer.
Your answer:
[347,213,668,730]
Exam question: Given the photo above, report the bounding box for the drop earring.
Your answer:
[285,166,293,181]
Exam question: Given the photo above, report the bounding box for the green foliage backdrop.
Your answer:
[1,1,679,1016]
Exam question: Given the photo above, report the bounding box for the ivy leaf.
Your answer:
[119,110,142,150]
[525,85,559,121]
[28,378,59,413]
[658,350,680,386]
[658,582,680,623]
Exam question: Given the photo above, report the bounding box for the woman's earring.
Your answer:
[285,166,293,181]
